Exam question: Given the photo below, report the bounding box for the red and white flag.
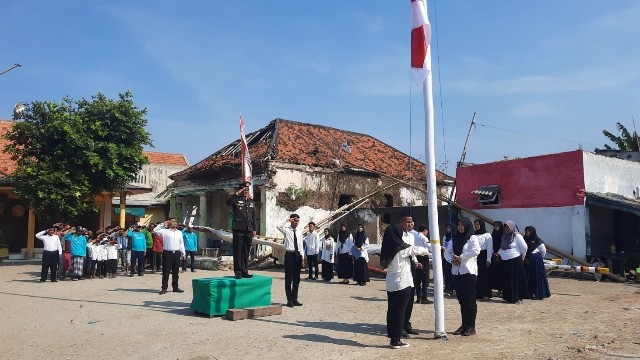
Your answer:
[411,0,432,84]
[240,114,253,199]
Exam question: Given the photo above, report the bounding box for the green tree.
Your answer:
[602,122,639,151]
[3,91,153,221]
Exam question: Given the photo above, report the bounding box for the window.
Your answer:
[384,194,394,207]
[472,185,500,206]
[338,194,355,207]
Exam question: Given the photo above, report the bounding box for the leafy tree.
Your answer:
[602,122,639,151]
[3,91,153,221]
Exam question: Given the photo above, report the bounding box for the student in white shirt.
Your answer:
[444,217,484,337]
[105,237,122,278]
[441,223,455,296]
[335,224,353,284]
[380,216,429,349]
[413,224,433,304]
[352,224,370,286]
[523,226,551,300]
[473,219,493,300]
[303,222,320,280]
[498,220,528,304]
[276,214,305,307]
[319,229,335,282]
[36,227,63,282]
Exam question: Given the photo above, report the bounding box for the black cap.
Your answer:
[290,214,300,219]
[238,181,251,189]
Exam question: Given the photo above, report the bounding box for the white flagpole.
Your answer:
[423,46,447,339]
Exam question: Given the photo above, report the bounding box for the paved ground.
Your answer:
[1,263,639,360]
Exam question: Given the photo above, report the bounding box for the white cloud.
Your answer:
[447,62,640,95]
[509,102,560,118]
[590,3,640,33]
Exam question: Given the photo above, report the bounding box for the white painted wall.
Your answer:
[583,152,640,198]
[461,206,587,258]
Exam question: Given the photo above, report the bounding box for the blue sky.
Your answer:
[1,1,639,176]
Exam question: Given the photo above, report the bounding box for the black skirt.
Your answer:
[322,260,334,281]
[476,250,492,299]
[337,253,353,279]
[501,256,527,303]
[353,257,370,283]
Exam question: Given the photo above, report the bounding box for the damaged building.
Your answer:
[159,119,453,247]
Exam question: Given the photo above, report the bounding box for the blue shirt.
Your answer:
[64,232,87,257]
[183,231,198,252]
[115,235,128,250]
[127,230,147,252]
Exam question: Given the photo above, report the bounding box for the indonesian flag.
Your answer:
[240,114,253,199]
[411,0,432,84]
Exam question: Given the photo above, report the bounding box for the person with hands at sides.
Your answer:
[414,224,433,304]
[303,222,320,280]
[497,220,528,305]
[226,182,257,279]
[182,226,198,273]
[319,228,336,282]
[154,218,186,295]
[36,224,63,282]
[127,224,147,277]
[276,214,305,308]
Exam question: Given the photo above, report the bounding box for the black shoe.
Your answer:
[400,330,411,338]
[39,279,46,282]
[453,325,466,335]
[286,301,294,308]
[138,274,144,276]
[129,274,134,277]
[421,298,434,304]
[292,301,303,306]
[235,275,242,279]
[404,326,419,335]
[51,280,58,283]
[390,340,410,349]
[242,274,253,278]
[306,277,313,280]
[159,289,167,295]
[173,288,184,293]
[461,327,476,336]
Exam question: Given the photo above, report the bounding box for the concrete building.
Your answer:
[161,119,453,248]
[455,150,640,270]
[112,151,189,226]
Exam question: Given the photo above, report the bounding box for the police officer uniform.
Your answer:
[226,182,257,279]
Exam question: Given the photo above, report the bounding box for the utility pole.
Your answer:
[632,116,640,159]
[447,112,476,202]
[0,63,21,76]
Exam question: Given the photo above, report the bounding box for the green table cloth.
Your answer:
[190,275,272,316]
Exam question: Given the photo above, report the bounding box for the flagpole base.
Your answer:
[434,332,449,341]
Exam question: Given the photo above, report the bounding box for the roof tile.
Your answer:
[143,151,189,166]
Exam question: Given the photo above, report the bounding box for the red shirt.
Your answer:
[152,234,163,252]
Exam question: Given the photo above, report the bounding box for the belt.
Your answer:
[163,250,180,253]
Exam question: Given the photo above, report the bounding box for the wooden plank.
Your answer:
[226,305,282,321]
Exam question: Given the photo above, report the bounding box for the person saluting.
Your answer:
[226,182,257,279]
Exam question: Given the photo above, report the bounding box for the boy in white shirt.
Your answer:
[105,237,122,278]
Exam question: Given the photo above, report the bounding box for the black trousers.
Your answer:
[162,251,181,290]
[387,287,412,341]
[321,260,334,281]
[182,251,196,271]
[455,273,478,328]
[306,254,319,278]
[107,259,117,275]
[414,255,430,298]
[145,249,153,266]
[405,286,415,328]
[284,251,302,302]
[501,256,527,303]
[152,251,162,271]
[41,250,59,282]
[233,230,253,276]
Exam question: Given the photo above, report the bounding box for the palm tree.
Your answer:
[602,122,639,151]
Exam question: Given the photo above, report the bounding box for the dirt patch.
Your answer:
[1,264,639,359]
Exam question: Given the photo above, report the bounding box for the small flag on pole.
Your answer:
[411,0,432,84]
[240,114,253,199]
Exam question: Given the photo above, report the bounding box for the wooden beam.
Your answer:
[225,305,282,321]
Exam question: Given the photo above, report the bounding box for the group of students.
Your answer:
[301,222,373,286]
[381,214,551,349]
[36,221,200,283]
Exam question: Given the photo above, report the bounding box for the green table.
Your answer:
[190,275,272,316]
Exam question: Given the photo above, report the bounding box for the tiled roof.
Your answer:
[171,119,452,182]
[143,151,189,166]
[0,120,16,178]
